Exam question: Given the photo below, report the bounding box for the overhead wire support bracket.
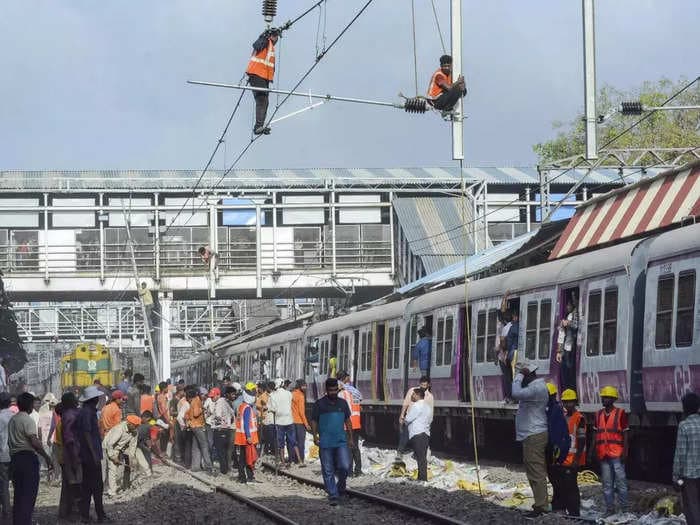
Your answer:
[187,80,406,110]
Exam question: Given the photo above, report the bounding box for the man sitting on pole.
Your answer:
[246,28,281,135]
[426,54,466,117]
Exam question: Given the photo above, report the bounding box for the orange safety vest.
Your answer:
[595,408,625,460]
[234,403,259,446]
[562,411,585,467]
[339,390,361,430]
[246,38,276,81]
[427,69,451,99]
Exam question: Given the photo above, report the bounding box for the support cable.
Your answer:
[164,0,374,239]
[430,0,447,54]
[163,0,336,238]
[459,157,482,497]
[411,0,419,96]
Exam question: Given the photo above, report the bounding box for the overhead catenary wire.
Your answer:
[162,0,336,240]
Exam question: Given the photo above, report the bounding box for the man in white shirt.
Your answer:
[175,390,191,467]
[269,378,300,465]
[398,376,434,455]
[405,388,432,482]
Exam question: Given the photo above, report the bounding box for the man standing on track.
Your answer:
[269,378,299,466]
[77,386,109,523]
[405,387,432,482]
[291,380,311,466]
[511,363,549,517]
[338,371,363,476]
[311,377,354,506]
[594,386,629,516]
[398,376,433,457]
[673,392,700,524]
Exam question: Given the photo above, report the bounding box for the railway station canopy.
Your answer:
[550,160,700,260]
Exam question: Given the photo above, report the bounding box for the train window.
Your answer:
[475,311,487,363]
[435,316,454,366]
[586,291,601,356]
[656,275,675,349]
[340,335,351,372]
[676,271,696,347]
[486,309,499,363]
[360,331,371,372]
[538,300,552,360]
[602,287,618,355]
[387,327,400,370]
[525,302,538,360]
[320,340,329,374]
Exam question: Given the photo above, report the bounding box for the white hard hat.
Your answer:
[79,386,103,402]
[232,382,242,391]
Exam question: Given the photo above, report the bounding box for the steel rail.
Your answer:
[260,461,468,525]
[165,460,299,525]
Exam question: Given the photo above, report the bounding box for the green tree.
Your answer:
[534,77,700,165]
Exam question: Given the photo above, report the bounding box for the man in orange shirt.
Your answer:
[185,388,214,474]
[100,391,125,437]
[426,54,466,115]
[291,380,311,466]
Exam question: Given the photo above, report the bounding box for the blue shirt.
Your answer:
[311,396,351,449]
[116,380,130,395]
[77,405,102,464]
[412,337,432,370]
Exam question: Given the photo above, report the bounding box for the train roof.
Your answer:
[228,327,307,356]
[305,299,411,337]
[405,237,641,314]
[646,222,700,261]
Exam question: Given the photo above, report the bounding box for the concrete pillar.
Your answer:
[159,292,172,380]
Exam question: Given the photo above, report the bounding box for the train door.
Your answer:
[556,286,580,390]
[375,322,386,401]
[579,274,627,408]
[459,305,470,402]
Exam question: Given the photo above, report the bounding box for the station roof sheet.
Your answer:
[397,230,537,295]
[393,196,492,275]
[550,160,700,260]
[0,166,665,191]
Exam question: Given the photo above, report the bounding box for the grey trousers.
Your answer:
[522,431,549,510]
[191,426,213,472]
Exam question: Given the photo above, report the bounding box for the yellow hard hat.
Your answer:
[155,385,160,393]
[561,389,577,402]
[600,385,618,399]
[245,382,257,391]
[546,382,558,396]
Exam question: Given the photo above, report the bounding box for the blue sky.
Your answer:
[1,0,697,170]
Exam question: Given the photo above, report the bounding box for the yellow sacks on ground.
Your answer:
[577,469,600,486]
[456,479,488,494]
[410,467,433,480]
[443,460,455,472]
[309,444,319,459]
[655,496,680,517]
[502,492,531,508]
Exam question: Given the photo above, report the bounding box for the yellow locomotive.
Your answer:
[60,342,117,389]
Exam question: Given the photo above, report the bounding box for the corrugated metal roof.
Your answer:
[393,196,492,275]
[550,160,700,260]
[0,166,663,190]
[398,230,538,295]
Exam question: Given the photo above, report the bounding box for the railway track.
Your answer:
[166,458,468,524]
[260,461,468,525]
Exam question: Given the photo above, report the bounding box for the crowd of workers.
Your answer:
[512,365,700,522]
[0,355,697,523]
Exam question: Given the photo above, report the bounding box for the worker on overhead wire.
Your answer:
[426,54,466,117]
[246,27,281,135]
